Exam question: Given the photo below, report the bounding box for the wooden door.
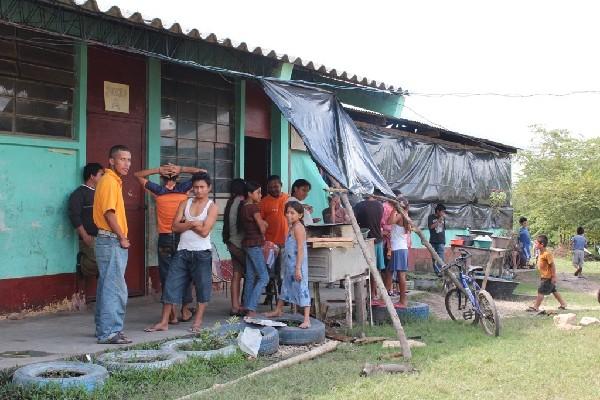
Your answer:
[85,47,146,297]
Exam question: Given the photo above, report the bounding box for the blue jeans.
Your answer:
[158,233,192,304]
[95,235,128,341]
[163,249,212,304]
[243,246,269,312]
[520,243,531,264]
[432,243,445,273]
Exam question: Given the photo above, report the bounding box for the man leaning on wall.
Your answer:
[93,145,132,344]
[68,163,104,280]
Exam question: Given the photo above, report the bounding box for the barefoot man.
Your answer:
[145,173,218,333]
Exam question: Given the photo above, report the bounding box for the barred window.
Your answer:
[0,24,74,138]
[160,63,235,206]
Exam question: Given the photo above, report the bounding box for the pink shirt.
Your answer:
[381,202,394,236]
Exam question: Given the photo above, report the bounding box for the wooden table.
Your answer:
[450,245,507,290]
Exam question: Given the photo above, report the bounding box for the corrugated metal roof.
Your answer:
[54,0,402,92]
[344,106,518,154]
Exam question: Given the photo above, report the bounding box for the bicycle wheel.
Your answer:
[477,290,500,336]
[444,288,479,325]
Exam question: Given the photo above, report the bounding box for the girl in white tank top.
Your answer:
[177,198,213,251]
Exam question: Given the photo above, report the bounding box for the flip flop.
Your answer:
[188,326,202,334]
[526,306,539,312]
[181,308,195,322]
[558,306,567,310]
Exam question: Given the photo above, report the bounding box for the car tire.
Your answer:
[270,314,325,346]
[95,349,186,371]
[372,301,430,324]
[216,323,279,356]
[160,338,238,359]
[12,361,108,392]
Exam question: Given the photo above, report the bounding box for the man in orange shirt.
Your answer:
[93,145,132,344]
[527,234,567,312]
[135,163,205,324]
[260,175,289,303]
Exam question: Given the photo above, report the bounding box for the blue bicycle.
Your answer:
[442,249,500,336]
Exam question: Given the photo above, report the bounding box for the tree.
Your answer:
[513,126,600,244]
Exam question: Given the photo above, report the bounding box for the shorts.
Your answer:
[388,249,408,272]
[163,249,212,304]
[538,278,557,295]
[375,242,385,270]
[573,249,585,268]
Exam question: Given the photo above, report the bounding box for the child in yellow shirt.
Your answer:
[527,235,567,312]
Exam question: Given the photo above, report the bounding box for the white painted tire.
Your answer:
[95,350,186,371]
[12,361,108,392]
[160,338,237,359]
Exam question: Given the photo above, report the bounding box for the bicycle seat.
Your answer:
[468,266,484,274]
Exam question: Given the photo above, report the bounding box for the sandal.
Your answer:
[558,305,567,310]
[98,332,132,344]
[526,306,539,312]
[180,307,195,322]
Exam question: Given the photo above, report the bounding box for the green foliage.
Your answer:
[513,126,600,243]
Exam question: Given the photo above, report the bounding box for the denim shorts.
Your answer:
[163,249,212,304]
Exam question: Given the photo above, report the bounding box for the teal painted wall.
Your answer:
[0,144,79,279]
[289,150,329,222]
[145,58,161,267]
[271,63,293,191]
[0,43,86,280]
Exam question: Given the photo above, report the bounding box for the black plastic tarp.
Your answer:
[261,80,394,196]
[359,125,511,204]
[358,124,513,229]
[408,203,513,230]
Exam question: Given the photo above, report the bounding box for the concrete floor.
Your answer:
[0,287,352,371]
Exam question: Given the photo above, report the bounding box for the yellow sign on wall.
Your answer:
[103,81,130,113]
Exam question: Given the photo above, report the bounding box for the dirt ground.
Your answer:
[420,268,600,320]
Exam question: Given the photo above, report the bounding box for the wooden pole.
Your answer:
[338,191,412,359]
[365,193,466,293]
[175,341,340,399]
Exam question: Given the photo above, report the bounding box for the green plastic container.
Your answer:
[474,239,492,249]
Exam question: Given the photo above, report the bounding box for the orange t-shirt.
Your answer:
[155,193,188,233]
[537,249,554,279]
[260,193,289,245]
[93,168,128,237]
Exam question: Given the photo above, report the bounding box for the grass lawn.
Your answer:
[2,258,599,400]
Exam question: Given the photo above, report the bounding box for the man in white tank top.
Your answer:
[145,173,219,333]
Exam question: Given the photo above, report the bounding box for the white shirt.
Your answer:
[178,198,213,251]
[390,225,408,251]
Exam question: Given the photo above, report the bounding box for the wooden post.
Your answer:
[339,192,412,359]
[313,282,322,319]
[345,275,353,330]
[354,276,367,328]
[364,193,467,294]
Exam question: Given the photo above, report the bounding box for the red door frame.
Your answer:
[85,46,147,297]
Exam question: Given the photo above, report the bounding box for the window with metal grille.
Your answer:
[160,63,235,207]
[0,24,74,138]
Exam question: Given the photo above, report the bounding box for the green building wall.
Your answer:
[0,44,87,280]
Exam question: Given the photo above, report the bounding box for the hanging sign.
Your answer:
[104,81,130,113]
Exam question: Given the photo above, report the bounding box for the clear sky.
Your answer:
[96,0,600,149]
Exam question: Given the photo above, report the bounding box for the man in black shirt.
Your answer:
[68,163,104,277]
[428,203,447,275]
[354,194,385,299]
